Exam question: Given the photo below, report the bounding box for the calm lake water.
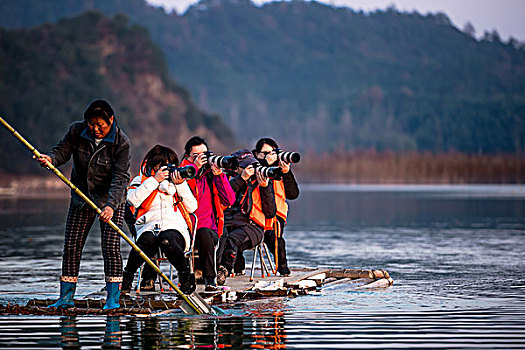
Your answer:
[1,184,524,349]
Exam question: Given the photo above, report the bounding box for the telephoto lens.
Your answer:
[277,150,301,163]
[205,151,239,169]
[254,163,281,179]
[166,164,197,180]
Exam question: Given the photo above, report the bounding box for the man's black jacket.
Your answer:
[49,121,130,210]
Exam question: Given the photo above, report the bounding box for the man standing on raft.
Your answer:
[37,100,130,310]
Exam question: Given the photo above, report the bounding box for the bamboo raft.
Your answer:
[0,268,393,316]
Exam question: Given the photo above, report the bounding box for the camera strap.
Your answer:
[240,180,256,216]
[173,192,194,235]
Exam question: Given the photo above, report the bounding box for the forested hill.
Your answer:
[1,0,525,154]
[0,11,233,174]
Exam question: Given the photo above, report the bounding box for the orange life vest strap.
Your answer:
[128,173,178,221]
[273,179,288,223]
[173,192,194,234]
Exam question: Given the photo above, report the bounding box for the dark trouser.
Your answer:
[194,227,219,281]
[233,251,246,273]
[219,225,261,274]
[62,201,125,281]
[264,230,288,272]
[124,229,189,276]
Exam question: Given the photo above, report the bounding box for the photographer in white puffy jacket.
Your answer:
[122,145,198,294]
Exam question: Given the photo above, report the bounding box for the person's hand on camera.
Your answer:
[170,169,185,184]
[99,206,114,223]
[211,163,222,176]
[194,153,208,170]
[279,160,290,173]
[256,170,269,187]
[241,165,255,181]
[154,166,169,183]
[35,154,52,168]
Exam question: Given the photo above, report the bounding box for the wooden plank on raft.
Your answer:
[0,267,394,315]
[26,298,183,310]
[325,269,374,279]
[357,277,394,289]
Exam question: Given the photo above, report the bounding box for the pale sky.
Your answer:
[146,0,525,41]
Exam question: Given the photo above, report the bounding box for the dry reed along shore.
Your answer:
[1,152,525,195]
[293,152,525,184]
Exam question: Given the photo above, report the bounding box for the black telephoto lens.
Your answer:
[277,150,301,163]
[254,164,281,179]
[166,164,197,179]
[206,151,239,169]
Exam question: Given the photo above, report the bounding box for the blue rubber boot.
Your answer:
[103,282,121,310]
[49,281,76,308]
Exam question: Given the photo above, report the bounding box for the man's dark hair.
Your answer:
[84,100,114,123]
[254,138,279,153]
[141,144,178,176]
[184,136,208,155]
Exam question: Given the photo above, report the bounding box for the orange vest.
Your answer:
[128,173,193,233]
[241,179,275,230]
[273,179,288,223]
[128,174,166,220]
[181,159,226,237]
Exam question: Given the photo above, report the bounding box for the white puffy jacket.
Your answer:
[127,176,198,251]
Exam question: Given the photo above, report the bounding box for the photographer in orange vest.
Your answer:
[253,138,299,276]
[122,145,198,294]
[216,149,276,285]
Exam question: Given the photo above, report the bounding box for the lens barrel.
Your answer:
[277,150,300,163]
[254,164,281,179]
[166,164,197,179]
[205,151,239,169]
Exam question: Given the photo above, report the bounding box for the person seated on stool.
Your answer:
[254,138,299,276]
[180,136,236,291]
[121,145,198,294]
[216,149,276,285]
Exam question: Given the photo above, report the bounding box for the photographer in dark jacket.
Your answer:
[37,100,130,310]
[254,138,299,276]
[216,149,276,285]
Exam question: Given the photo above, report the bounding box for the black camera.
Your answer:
[254,163,281,179]
[277,149,301,163]
[166,164,197,180]
[204,151,239,170]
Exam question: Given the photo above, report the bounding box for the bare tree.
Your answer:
[463,21,476,38]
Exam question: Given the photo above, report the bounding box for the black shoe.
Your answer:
[179,272,196,295]
[217,266,228,286]
[204,277,216,286]
[278,266,291,277]
[122,271,134,293]
[140,279,155,291]
[205,285,219,292]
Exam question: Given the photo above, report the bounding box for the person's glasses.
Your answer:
[260,150,276,158]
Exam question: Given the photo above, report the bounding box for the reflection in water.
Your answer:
[53,313,287,348]
[103,316,121,349]
[59,316,79,349]
[122,312,286,349]
[59,316,122,349]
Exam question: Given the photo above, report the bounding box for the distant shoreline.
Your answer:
[1,152,524,198]
[293,152,525,184]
